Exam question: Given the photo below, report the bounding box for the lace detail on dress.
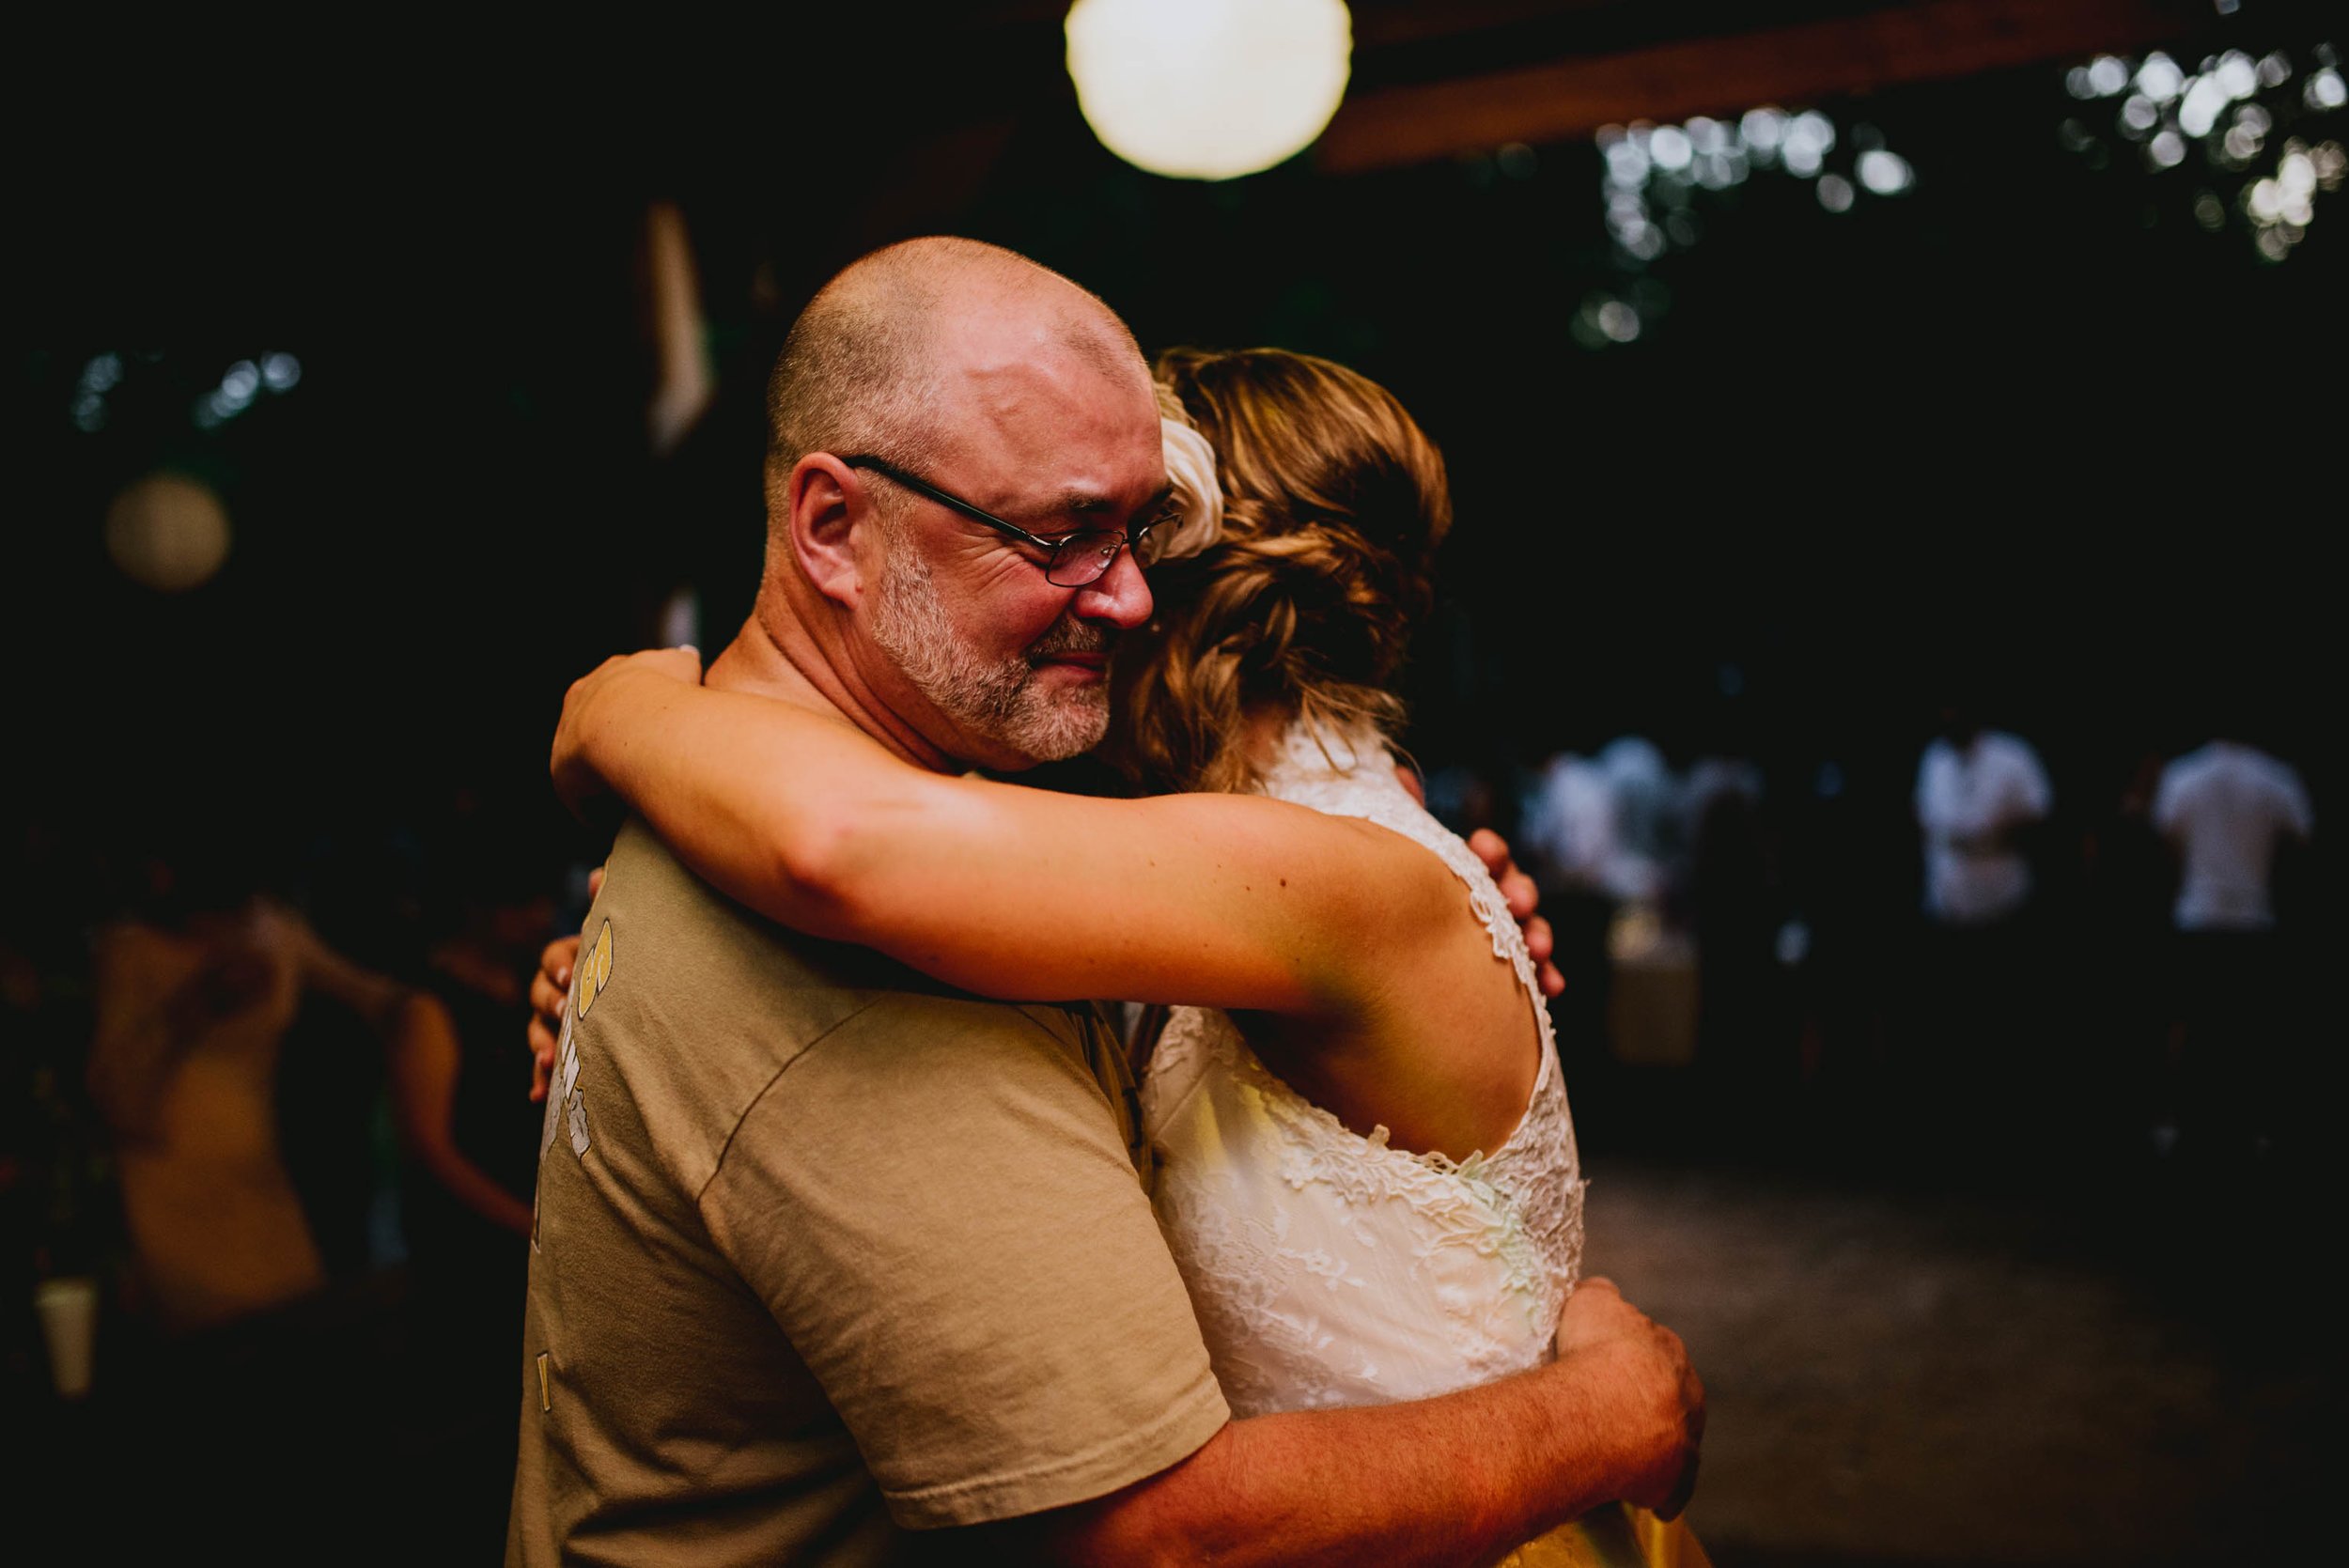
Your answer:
[1142,721,1585,1418]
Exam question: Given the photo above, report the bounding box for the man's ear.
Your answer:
[785,454,873,610]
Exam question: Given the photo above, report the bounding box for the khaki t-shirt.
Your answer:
[507,820,1227,1566]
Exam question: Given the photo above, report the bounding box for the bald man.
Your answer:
[508,240,1700,1566]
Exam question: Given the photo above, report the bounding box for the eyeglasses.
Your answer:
[841,454,1168,588]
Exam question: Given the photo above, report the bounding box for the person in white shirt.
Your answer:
[2151,739,2312,930]
[2148,733,2313,1172]
[1914,711,2054,927]
[1902,706,2058,1141]
[1522,739,1674,907]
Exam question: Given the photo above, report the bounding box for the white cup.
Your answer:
[34,1276,99,1400]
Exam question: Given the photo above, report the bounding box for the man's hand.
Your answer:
[552,645,705,821]
[1470,829,1564,999]
[1553,1278,1705,1519]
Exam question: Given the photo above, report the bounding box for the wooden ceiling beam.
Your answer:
[1315,0,2209,173]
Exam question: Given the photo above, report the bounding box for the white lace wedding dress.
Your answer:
[1140,720,1588,1420]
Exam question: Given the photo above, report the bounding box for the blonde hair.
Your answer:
[1109,347,1452,795]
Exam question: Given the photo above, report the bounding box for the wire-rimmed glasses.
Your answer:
[840,454,1169,587]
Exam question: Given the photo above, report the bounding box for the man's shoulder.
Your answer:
[564,820,943,1138]
[812,988,1103,1063]
[546,822,1114,1219]
[596,816,910,999]
[586,819,1097,1079]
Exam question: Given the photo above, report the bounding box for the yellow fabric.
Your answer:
[1494,1505,1712,1568]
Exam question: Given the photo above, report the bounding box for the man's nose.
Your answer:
[1072,543,1152,629]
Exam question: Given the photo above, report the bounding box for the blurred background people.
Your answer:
[396,798,553,1267]
[1683,750,1787,1111]
[1525,737,1680,908]
[2151,714,2315,1175]
[1913,700,2053,931]
[1522,738,1680,1094]
[2153,728,2312,936]
[1906,698,2057,1140]
[380,803,556,1555]
[89,885,418,1334]
[76,813,439,1557]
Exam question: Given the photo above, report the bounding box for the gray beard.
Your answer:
[870,551,1112,764]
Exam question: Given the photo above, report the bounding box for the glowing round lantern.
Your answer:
[1065,0,1353,180]
[105,474,232,592]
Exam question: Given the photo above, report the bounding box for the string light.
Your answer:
[1586,101,1914,333]
[2059,38,2344,260]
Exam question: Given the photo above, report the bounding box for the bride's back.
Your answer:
[1115,348,1542,1160]
[1115,349,1582,1418]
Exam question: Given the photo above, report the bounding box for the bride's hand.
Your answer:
[551,646,704,820]
[1469,829,1563,999]
[526,873,602,1103]
[528,933,582,1103]
[1392,767,1563,999]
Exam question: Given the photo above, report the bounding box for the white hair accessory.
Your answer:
[1154,411,1225,563]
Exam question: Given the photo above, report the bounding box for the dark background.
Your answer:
[10,4,2341,1562]
[16,8,2337,884]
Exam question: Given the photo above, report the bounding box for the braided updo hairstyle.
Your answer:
[1109,347,1453,796]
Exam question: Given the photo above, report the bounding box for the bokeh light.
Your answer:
[2060,35,2343,261]
[1590,98,1908,290]
[103,474,232,592]
[1858,150,1915,194]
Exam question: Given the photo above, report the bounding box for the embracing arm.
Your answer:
[1010,1278,1703,1567]
[554,656,1463,1016]
[713,987,1701,1566]
[525,836,1561,1101]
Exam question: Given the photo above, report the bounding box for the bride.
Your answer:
[539,346,1702,1564]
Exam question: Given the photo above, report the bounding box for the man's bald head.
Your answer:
[764,237,1147,505]
[739,238,1164,774]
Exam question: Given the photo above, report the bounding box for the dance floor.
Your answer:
[1585,1151,2337,1567]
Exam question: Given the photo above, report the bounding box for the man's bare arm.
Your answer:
[1005,1278,1703,1568]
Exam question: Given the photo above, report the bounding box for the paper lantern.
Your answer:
[105,474,231,592]
[1066,0,1352,180]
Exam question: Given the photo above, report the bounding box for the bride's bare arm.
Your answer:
[553,652,1465,1018]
